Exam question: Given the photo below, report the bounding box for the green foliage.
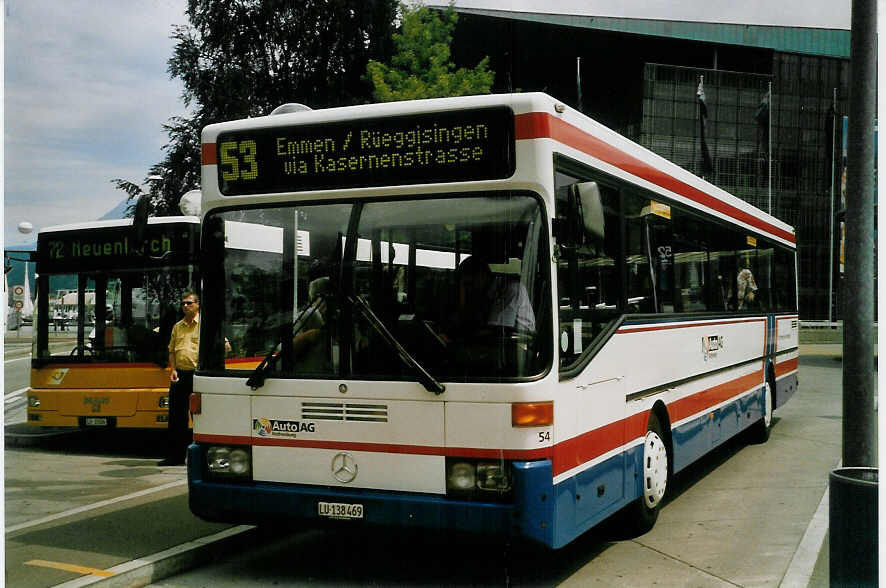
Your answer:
[121,0,397,216]
[367,3,494,102]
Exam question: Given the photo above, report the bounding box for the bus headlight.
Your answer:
[229,448,250,475]
[158,396,169,408]
[447,462,476,491]
[28,396,40,408]
[477,462,511,492]
[446,459,512,499]
[206,446,251,479]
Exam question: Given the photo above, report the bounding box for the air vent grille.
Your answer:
[302,402,388,423]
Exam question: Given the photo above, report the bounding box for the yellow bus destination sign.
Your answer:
[216,106,516,195]
[38,223,198,274]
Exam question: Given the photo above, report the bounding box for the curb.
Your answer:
[53,524,258,588]
[4,425,83,448]
[5,432,82,448]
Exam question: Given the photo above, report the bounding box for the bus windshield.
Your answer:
[203,192,551,381]
[33,268,194,365]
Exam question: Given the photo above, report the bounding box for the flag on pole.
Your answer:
[696,76,713,177]
[825,96,837,171]
[755,86,771,155]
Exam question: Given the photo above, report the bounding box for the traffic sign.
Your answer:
[13,300,23,310]
[12,285,24,300]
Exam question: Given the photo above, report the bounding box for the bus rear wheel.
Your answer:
[627,411,669,534]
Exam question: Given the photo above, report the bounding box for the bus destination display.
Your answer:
[217,106,515,195]
[39,223,198,274]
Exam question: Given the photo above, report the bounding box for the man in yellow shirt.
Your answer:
[159,291,200,466]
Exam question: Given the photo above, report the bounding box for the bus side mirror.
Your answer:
[133,194,150,245]
[570,182,605,242]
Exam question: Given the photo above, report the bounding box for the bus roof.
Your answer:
[201,92,794,246]
[39,215,200,235]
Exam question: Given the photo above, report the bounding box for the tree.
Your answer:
[119,0,397,216]
[366,3,494,102]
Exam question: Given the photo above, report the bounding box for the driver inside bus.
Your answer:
[442,255,536,343]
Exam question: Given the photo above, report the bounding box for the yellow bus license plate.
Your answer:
[318,502,364,519]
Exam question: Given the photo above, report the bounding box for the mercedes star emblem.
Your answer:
[331,452,358,483]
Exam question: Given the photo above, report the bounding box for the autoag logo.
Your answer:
[253,417,316,438]
[254,418,273,436]
[702,335,724,362]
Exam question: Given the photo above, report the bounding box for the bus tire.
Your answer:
[747,377,774,444]
[628,411,670,534]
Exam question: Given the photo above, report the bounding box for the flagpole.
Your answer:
[828,87,836,324]
[767,81,772,214]
[576,57,582,113]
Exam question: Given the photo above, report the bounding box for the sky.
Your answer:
[4,0,189,247]
[3,0,854,249]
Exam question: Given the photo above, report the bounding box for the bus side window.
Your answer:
[755,247,773,311]
[554,172,619,368]
[773,246,797,312]
[624,193,655,313]
[709,227,743,311]
[670,211,710,313]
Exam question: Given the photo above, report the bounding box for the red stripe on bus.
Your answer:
[552,418,625,476]
[225,356,266,364]
[515,112,796,244]
[775,357,799,377]
[668,369,763,423]
[617,317,764,334]
[202,143,217,165]
[192,433,550,460]
[195,367,764,479]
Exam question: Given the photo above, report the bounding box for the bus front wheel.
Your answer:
[627,411,670,534]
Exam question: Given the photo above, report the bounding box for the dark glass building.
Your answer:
[440,5,857,320]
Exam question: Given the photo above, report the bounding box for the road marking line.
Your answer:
[53,525,256,588]
[779,459,839,587]
[4,355,31,364]
[25,559,114,577]
[5,479,187,534]
[5,386,28,400]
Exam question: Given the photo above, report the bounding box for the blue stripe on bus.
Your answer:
[670,385,765,472]
[188,445,557,546]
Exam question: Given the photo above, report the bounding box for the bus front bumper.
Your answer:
[186,444,555,547]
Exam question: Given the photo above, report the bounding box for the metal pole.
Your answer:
[842,0,876,467]
[828,87,836,324]
[768,81,772,215]
[576,57,582,113]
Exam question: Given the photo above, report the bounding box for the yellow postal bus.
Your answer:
[28,216,199,429]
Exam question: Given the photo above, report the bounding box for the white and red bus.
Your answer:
[189,93,798,548]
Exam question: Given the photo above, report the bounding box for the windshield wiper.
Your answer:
[348,295,445,395]
[245,296,325,390]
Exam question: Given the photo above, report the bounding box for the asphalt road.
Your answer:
[3,343,860,587]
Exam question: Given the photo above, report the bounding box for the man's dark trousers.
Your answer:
[165,370,193,464]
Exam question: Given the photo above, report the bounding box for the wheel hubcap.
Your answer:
[763,382,772,427]
[642,430,668,508]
